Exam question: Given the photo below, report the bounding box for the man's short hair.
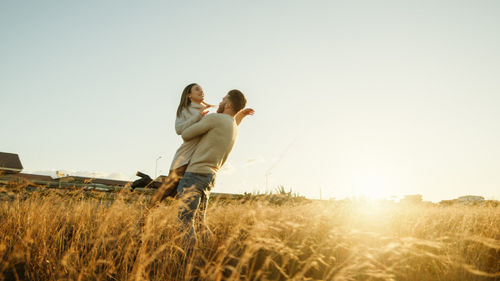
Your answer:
[227,89,246,113]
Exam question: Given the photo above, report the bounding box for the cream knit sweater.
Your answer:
[181,113,237,175]
[169,103,204,170]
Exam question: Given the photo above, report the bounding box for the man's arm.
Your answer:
[181,114,215,141]
[175,113,202,135]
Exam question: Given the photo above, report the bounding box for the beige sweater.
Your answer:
[169,103,204,170]
[181,113,238,175]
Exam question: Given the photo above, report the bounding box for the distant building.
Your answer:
[440,195,487,206]
[57,176,130,187]
[457,195,484,203]
[154,176,168,183]
[0,152,23,174]
[11,173,53,182]
[0,152,129,189]
[0,153,54,184]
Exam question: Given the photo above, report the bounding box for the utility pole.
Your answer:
[265,171,271,190]
[155,156,162,179]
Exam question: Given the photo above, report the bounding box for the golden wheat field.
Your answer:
[0,186,499,281]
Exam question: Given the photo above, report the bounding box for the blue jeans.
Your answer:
[176,172,216,249]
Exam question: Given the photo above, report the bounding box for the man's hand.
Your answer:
[241,108,255,116]
[235,108,255,125]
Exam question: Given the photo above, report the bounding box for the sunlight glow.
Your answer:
[353,174,392,200]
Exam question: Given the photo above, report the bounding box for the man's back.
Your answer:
[181,113,238,175]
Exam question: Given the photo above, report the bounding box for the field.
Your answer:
[0,186,499,281]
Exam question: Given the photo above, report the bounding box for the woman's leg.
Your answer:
[164,165,188,198]
[151,164,187,204]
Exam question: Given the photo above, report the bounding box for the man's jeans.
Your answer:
[176,172,215,250]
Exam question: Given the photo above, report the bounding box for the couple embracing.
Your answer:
[152,83,253,247]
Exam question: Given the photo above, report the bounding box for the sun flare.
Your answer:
[352,175,393,200]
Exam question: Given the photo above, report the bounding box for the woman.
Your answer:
[152,83,253,203]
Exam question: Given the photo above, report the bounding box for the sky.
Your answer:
[1,0,499,202]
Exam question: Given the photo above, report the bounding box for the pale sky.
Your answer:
[1,0,499,202]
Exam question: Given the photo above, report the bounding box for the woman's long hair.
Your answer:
[176,83,198,117]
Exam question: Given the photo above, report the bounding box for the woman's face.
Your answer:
[189,85,204,103]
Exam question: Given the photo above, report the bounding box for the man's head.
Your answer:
[217,89,247,115]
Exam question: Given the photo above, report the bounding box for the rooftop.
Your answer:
[0,152,23,174]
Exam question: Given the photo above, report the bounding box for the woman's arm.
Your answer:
[201,101,215,108]
[235,108,255,125]
[175,108,208,135]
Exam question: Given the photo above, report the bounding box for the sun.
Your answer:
[353,175,392,200]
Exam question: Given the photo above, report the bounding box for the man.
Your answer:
[150,100,253,203]
[176,89,247,248]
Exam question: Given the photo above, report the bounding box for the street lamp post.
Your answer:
[155,156,162,179]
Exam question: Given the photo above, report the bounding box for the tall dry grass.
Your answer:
[0,186,499,281]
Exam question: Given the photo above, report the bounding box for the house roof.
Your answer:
[0,152,23,173]
[92,178,130,186]
[58,176,130,186]
[14,173,53,182]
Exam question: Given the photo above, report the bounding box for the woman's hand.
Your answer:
[199,108,209,117]
[201,101,215,108]
[198,101,214,117]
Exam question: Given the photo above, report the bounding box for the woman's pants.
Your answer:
[151,164,187,203]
